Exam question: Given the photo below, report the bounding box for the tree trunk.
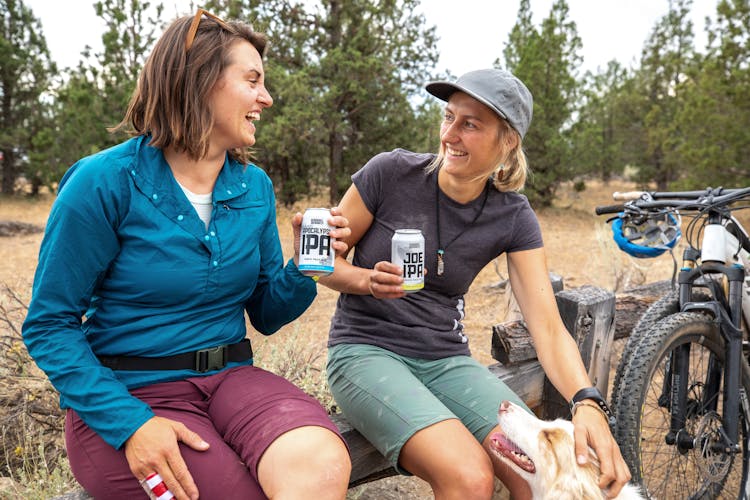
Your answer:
[328,129,343,205]
[1,149,17,195]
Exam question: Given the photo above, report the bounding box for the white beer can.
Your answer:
[391,229,425,293]
[299,208,335,276]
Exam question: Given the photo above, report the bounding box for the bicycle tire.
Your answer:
[614,312,750,500]
[611,289,711,413]
[611,289,678,411]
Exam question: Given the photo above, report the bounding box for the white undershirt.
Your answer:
[178,183,213,229]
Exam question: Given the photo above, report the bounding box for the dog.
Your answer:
[488,400,644,499]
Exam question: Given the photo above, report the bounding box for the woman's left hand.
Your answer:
[572,404,632,498]
[292,207,350,265]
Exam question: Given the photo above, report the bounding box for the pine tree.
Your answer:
[0,0,56,194]
[503,0,582,206]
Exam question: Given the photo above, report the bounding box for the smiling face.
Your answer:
[439,91,511,185]
[207,39,273,154]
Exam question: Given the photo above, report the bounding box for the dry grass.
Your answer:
[0,180,679,498]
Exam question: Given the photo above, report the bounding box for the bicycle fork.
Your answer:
[662,259,746,455]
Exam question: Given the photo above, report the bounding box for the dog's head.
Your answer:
[489,400,638,499]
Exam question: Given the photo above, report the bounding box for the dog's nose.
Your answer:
[499,400,511,413]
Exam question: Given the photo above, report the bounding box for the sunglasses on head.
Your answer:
[185,8,234,52]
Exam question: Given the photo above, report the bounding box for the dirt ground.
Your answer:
[0,179,676,498]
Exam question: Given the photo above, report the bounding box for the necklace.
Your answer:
[435,172,491,276]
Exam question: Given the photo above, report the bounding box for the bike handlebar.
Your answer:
[594,204,626,215]
[612,191,645,201]
[596,186,750,215]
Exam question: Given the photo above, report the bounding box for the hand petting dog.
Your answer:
[489,401,644,499]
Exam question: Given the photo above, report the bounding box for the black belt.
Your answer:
[97,339,253,373]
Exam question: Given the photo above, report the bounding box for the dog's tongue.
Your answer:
[489,433,536,473]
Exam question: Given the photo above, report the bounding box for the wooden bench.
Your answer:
[51,283,618,498]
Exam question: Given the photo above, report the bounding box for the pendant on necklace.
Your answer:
[437,250,445,276]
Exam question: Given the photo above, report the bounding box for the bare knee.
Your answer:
[304,437,352,490]
[259,426,351,499]
[415,456,495,499]
[420,458,494,500]
[452,461,495,499]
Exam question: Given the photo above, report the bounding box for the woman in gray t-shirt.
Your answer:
[320,69,631,499]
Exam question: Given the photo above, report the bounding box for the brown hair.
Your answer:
[426,119,529,192]
[111,13,268,164]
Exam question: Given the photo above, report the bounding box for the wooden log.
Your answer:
[542,286,616,420]
[491,273,565,365]
[614,280,672,339]
[491,320,536,365]
[488,359,546,410]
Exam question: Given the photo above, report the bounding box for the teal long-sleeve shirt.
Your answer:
[22,136,316,449]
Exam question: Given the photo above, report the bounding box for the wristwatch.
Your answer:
[570,387,616,427]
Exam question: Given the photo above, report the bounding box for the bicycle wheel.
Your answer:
[611,289,711,413]
[615,312,750,499]
[611,289,678,411]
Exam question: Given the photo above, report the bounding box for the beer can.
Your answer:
[391,229,424,293]
[141,473,174,500]
[299,208,335,276]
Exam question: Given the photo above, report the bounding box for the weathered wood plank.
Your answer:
[488,359,546,410]
[543,286,616,420]
[614,280,672,339]
[491,320,536,364]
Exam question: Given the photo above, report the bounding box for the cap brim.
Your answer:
[425,81,509,123]
[425,81,459,102]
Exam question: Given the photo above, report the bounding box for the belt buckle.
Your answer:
[195,345,228,373]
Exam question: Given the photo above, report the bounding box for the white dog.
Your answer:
[488,400,644,499]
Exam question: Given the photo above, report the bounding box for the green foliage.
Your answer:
[569,61,631,182]
[632,0,696,190]
[25,0,160,193]
[503,0,582,207]
[669,0,750,188]
[0,0,56,194]
[8,0,750,200]
[212,0,438,205]
[571,0,750,191]
[292,0,438,204]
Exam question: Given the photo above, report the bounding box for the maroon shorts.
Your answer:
[65,365,344,500]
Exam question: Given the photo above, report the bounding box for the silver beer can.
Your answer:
[299,208,335,277]
[391,229,424,293]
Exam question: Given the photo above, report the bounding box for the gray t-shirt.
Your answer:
[328,149,544,359]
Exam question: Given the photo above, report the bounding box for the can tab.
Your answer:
[195,345,228,372]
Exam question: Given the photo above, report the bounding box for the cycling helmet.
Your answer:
[612,212,681,258]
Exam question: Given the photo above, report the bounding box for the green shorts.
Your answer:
[326,343,529,474]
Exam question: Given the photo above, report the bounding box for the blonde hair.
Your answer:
[110,14,268,165]
[426,119,529,192]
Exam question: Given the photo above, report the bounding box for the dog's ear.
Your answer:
[537,428,564,483]
[543,428,605,499]
[543,427,576,466]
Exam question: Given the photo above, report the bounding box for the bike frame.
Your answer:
[599,187,750,495]
[670,211,749,452]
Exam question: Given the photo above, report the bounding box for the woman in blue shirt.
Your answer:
[22,9,351,500]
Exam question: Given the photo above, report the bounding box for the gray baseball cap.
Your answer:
[425,69,533,138]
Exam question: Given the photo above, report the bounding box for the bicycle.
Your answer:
[596,186,750,499]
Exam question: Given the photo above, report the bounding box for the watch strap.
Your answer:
[570,387,616,427]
